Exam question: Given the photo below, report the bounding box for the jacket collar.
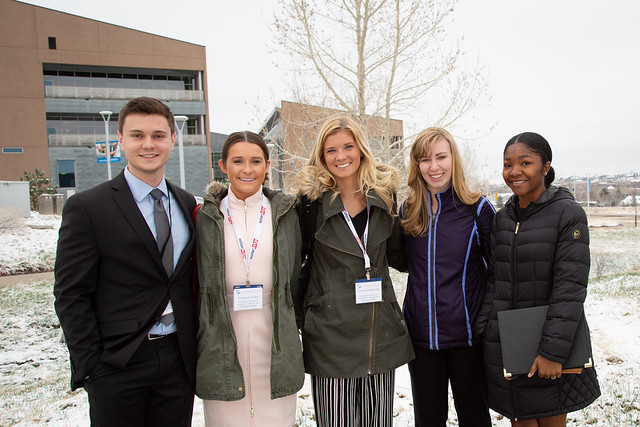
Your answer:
[505,185,567,218]
[202,182,296,220]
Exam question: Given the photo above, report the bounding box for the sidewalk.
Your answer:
[0,271,54,289]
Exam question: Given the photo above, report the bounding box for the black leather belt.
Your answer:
[147,332,176,341]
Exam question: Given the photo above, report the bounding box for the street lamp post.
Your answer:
[99,111,113,180]
[174,115,188,189]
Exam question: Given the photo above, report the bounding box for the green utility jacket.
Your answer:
[194,182,304,400]
[297,189,414,378]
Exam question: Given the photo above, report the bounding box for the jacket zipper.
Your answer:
[511,221,520,308]
[248,327,254,418]
[428,201,439,349]
[510,220,520,419]
[243,200,248,242]
[368,304,376,374]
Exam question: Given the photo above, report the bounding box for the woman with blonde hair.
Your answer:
[295,115,414,426]
[400,127,494,426]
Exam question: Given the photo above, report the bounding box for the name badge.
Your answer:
[233,284,263,311]
[355,278,382,304]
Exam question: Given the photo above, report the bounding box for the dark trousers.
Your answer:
[408,344,490,427]
[84,333,194,427]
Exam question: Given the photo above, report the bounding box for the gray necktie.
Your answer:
[150,189,174,325]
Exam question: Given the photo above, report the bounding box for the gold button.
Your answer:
[238,386,243,392]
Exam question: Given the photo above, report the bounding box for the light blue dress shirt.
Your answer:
[124,167,191,335]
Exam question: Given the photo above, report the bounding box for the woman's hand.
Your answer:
[528,355,562,380]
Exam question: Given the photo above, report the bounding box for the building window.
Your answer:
[57,160,76,188]
[46,113,118,139]
[212,152,225,182]
[48,37,57,50]
[2,147,24,154]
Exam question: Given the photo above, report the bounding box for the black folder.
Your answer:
[497,305,593,378]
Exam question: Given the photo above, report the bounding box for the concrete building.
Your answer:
[260,100,403,191]
[0,0,211,196]
[210,131,228,183]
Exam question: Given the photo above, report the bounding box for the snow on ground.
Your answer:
[1,213,639,425]
[0,212,60,276]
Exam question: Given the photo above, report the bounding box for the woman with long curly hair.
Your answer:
[294,115,414,426]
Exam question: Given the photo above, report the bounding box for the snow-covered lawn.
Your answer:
[0,212,60,276]
[1,213,639,425]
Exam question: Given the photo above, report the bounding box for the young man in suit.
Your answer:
[54,97,197,426]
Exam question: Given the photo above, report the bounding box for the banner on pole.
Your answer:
[96,140,121,163]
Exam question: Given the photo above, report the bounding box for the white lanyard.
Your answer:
[341,205,372,279]
[222,193,267,285]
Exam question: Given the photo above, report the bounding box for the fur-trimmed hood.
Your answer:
[295,163,400,201]
[204,180,228,200]
[295,165,324,201]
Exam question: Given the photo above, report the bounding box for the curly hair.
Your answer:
[296,114,398,213]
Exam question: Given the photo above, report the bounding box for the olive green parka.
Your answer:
[295,166,414,378]
[194,182,304,400]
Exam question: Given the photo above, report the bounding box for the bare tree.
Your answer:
[273,0,489,165]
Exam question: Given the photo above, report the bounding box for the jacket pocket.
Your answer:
[285,282,294,307]
[382,295,409,336]
[201,290,216,324]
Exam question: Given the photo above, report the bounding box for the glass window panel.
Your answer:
[58,160,76,188]
[2,147,24,154]
[76,76,92,87]
[58,75,76,86]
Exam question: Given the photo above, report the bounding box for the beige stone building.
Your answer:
[260,100,403,191]
[0,0,211,194]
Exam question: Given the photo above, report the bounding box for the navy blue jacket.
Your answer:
[402,187,495,350]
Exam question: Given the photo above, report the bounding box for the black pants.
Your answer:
[84,333,194,427]
[408,345,490,427]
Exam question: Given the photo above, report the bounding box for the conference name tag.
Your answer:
[233,284,263,311]
[355,278,382,304]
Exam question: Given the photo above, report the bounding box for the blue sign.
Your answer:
[96,140,121,163]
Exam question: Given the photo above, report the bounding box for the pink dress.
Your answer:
[203,188,297,427]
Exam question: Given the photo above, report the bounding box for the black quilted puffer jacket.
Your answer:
[476,186,600,420]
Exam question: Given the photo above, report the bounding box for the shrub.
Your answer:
[20,169,58,210]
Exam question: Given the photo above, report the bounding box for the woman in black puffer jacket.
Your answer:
[476,132,600,425]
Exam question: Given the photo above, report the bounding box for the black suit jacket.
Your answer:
[54,171,197,390]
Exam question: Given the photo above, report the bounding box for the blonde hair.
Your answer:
[401,127,480,236]
[299,114,398,213]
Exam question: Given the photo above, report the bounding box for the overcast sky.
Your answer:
[21,0,640,181]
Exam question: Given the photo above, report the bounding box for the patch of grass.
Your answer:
[0,280,79,424]
[589,273,640,303]
[573,371,640,425]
